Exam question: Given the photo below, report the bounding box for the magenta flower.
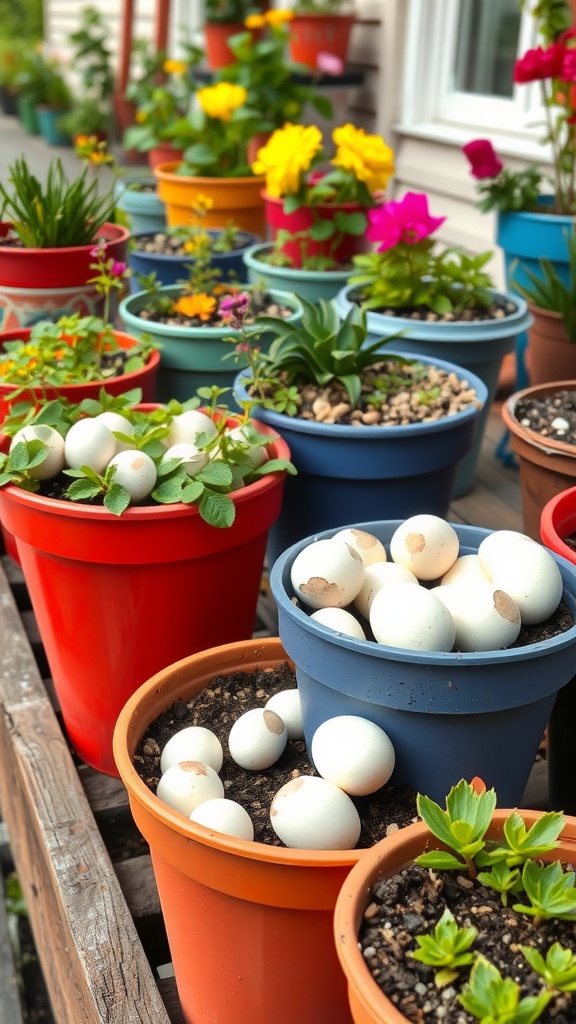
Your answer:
[219,292,250,315]
[462,139,503,180]
[513,43,565,84]
[111,260,128,278]
[366,192,446,252]
[316,51,344,76]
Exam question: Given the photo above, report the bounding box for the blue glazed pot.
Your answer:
[120,285,303,406]
[335,284,532,498]
[35,106,72,146]
[128,229,259,293]
[115,178,167,235]
[234,355,488,565]
[270,519,576,805]
[243,243,353,303]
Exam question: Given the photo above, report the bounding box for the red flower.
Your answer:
[513,43,565,84]
[561,48,576,83]
[462,139,503,180]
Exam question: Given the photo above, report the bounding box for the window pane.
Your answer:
[453,0,521,98]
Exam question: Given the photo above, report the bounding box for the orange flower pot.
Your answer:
[204,22,245,68]
[154,161,266,237]
[113,637,361,1024]
[289,14,356,69]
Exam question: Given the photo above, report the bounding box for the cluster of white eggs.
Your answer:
[155,692,395,851]
[9,407,268,501]
[290,515,564,653]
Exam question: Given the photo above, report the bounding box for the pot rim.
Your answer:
[153,162,266,187]
[503,381,576,460]
[0,221,130,257]
[243,242,353,280]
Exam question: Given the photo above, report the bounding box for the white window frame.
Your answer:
[399,0,552,165]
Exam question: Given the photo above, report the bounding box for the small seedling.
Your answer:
[520,941,576,993]
[512,859,576,922]
[415,779,497,876]
[409,907,477,988]
[458,955,553,1024]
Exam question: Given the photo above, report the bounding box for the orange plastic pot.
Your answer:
[204,22,245,67]
[154,161,266,237]
[0,423,290,776]
[334,810,576,1024]
[288,14,356,69]
[113,637,360,1024]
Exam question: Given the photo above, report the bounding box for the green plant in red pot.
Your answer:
[0,388,294,775]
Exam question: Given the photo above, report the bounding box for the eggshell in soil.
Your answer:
[160,725,224,774]
[290,537,365,610]
[331,528,387,567]
[228,708,288,770]
[431,582,521,651]
[265,689,303,740]
[189,798,254,841]
[311,716,395,796]
[270,775,361,850]
[156,760,224,816]
[310,606,366,639]
[354,561,419,620]
[370,581,456,652]
[490,544,563,625]
[389,514,459,580]
[64,418,116,474]
[10,424,65,480]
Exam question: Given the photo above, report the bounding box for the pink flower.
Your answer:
[316,51,344,76]
[366,192,446,251]
[513,43,565,84]
[219,292,250,314]
[462,139,503,180]
[561,48,576,83]
[111,260,128,278]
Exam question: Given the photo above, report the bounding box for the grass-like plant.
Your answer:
[511,228,576,339]
[0,156,117,248]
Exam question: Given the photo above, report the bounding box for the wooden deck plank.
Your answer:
[0,859,26,1024]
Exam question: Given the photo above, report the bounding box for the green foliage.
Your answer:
[520,942,576,992]
[57,98,111,137]
[350,241,495,316]
[204,0,259,24]
[236,297,405,407]
[410,908,477,988]
[519,0,571,44]
[14,49,71,107]
[475,810,566,869]
[0,156,117,248]
[476,860,524,906]
[511,228,576,338]
[512,859,576,921]
[0,0,43,41]
[123,41,202,152]
[67,6,114,104]
[415,780,498,875]
[0,440,45,492]
[294,0,352,11]
[472,165,543,215]
[458,956,553,1024]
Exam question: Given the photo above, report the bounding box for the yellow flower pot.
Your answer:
[153,161,266,238]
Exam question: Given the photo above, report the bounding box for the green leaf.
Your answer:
[309,219,336,241]
[65,478,103,501]
[198,490,235,528]
[104,483,131,516]
[414,851,468,871]
[199,460,233,487]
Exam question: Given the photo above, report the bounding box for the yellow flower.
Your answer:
[135,110,148,124]
[183,231,210,254]
[251,123,323,197]
[197,82,248,122]
[0,360,14,377]
[264,8,294,24]
[245,13,265,28]
[75,134,90,146]
[331,124,395,194]
[163,59,187,76]
[192,194,214,214]
[175,294,217,320]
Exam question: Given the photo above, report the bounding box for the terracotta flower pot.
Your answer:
[502,380,576,540]
[288,14,356,69]
[113,636,359,1024]
[334,810,576,1024]
[147,143,184,172]
[525,303,576,386]
[154,161,266,237]
[203,22,245,68]
[0,421,290,775]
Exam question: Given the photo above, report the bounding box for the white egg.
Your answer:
[370,581,456,652]
[270,775,361,850]
[310,606,366,640]
[95,412,135,453]
[477,530,537,581]
[441,554,490,588]
[226,424,269,468]
[431,583,521,652]
[228,708,288,770]
[168,409,218,446]
[64,417,116,473]
[10,424,65,480]
[389,515,459,580]
[354,562,419,620]
[311,716,395,796]
[331,528,387,567]
[189,798,254,841]
[160,726,224,775]
[491,544,563,625]
[161,442,210,477]
[265,689,303,740]
[156,760,224,816]
[290,537,365,610]
[108,450,157,501]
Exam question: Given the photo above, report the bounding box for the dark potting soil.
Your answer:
[346,289,517,324]
[514,389,576,446]
[359,861,575,1024]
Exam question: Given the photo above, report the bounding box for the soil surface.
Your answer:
[359,861,575,1024]
[132,230,254,257]
[134,286,294,329]
[514,389,576,445]
[347,289,517,324]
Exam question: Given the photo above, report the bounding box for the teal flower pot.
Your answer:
[335,284,533,498]
[115,177,167,235]
[243,243,353,303]
[270,519,576,805]
[16,93,39,134]
[119,285,303,405]
[35,106,72,146]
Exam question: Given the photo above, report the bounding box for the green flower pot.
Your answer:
[243,243,353,303]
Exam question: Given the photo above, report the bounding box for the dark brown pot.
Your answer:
[502,380,576,539]
[526,303,576,385]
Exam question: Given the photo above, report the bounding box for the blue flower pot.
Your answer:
[234,356,488,566]
[270,519,576,805]
[35,106,72,146]
[128,229,259,293]
[335,284,532,498]
[243,243,353,303]
[115,178,167,235]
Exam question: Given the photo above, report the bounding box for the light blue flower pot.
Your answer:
[243,243,353,303]
[115,177,167,235]
[335,284,533,498]
[270,519,576,805]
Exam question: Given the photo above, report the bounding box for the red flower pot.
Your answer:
[204,22,245,68]
[0,419,290,775]
[147,143,185,172]
[288,14,356,70]
[263,189,372,267]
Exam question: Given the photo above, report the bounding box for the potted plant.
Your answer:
[269,517,576,806]
[29,52,74,146]
[289,0,357,70]
[232,297,487,563]
[203,0,261,69]
[56,6,114,144]
[336,191,533,497]
[153,80,270,236]
[252,120,394,271]
[0,155,129,330]
[0,391,294,775]
[120,254,303,403]
[334,778,576,1024]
